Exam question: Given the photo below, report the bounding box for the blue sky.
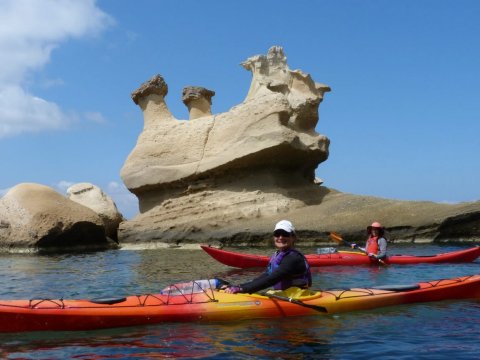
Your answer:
[1,0,479,220]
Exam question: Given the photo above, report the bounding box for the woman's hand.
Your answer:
[224,286,242,294]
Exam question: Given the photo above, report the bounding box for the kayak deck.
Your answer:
[1,275,480,333]
[201,245,480,268]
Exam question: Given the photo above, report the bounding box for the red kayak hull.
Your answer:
[201,245,480,268]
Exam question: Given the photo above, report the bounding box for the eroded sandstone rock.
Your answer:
[66,182,124,241]
[121,46,330,213]
[241,46,331,130]
[118,46,480,247]
[0,183,113,252]
[118,187,480,247]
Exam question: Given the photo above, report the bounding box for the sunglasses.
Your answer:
[273,229,292,238]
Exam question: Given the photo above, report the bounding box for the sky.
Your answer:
[1,0,479,220]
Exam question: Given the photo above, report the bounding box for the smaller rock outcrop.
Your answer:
[0,183,114,252]
[66,183,124,241]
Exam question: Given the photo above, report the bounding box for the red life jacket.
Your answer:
[366,236,379,254]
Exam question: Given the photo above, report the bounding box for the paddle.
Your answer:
[220,279,327,312]
[329,231,387,266]
[260,292,328,313]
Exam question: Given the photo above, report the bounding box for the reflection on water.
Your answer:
[0,244,479,359]
[2,304,480,359]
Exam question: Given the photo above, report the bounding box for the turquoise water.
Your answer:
[0,244,479,359]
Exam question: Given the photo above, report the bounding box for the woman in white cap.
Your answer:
[353,221,388,261]
[224,220,312,294]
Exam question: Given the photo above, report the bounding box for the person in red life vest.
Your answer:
[352,221,388,260]
[224,220,312,294]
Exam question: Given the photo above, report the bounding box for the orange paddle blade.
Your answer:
[329,232,343,242]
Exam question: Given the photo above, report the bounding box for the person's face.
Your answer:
[273,229,294,251]
[371,228,380,235]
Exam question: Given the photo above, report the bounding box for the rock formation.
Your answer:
[118,46,480,247]
[121,46,330,213]
[0,183,116,252]
[66,182,124,241]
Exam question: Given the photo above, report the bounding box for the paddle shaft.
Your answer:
[331,233,365,252]
[264,292,328,313]
[330,232,387,265]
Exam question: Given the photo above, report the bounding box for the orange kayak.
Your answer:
[201,245,480,268]
[1,275,480,333]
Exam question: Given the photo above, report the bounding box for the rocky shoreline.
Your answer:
[118,185,480,249]
[1,182,479,253]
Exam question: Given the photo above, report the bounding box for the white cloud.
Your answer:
[0,0,114,137]
[0,85,68,137]
[55,180,75,193]
[85,111,107,124]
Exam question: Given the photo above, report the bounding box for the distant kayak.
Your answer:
[1,274,480,333]
[201,245,480,268]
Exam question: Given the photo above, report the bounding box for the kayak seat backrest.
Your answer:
[316,247,338,254]
[90,297,127,305]
[370,284,420,291]
[270,287,319,299]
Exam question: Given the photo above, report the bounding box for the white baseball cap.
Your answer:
[274,220,295,234]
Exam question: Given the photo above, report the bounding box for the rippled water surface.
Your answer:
[1,243,480,359]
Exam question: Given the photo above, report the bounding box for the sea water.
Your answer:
[0,243,479,359]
